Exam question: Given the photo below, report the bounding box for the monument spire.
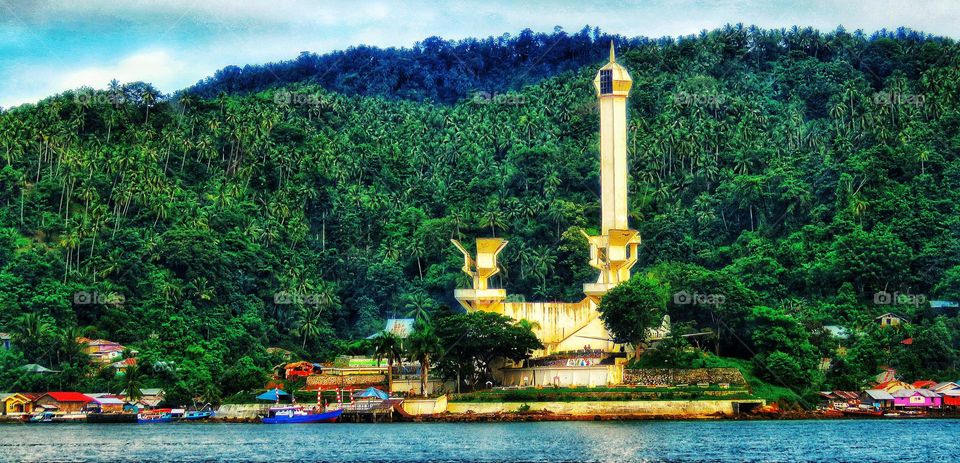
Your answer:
[583,42,640,298]
[452,44,637,356]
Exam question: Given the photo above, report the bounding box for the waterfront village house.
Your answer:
[131,388,165,408]
[817,391,860,409]
[932,382,960,393]
[861,389,895,409]
[284,361,320,378]
[110,357,137,374]
[0,332,10,350]
[892,389,942,409]
[77,337,136,365]
[35,392,93,413]
[85,395,126,413]
[875,313,909,327]
[912,380,938,389]
[875,380,914,393]
[1,392,38,416]
[873,368,898,384]
[943,390,960,408]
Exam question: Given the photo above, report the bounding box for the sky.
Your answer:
[1,0,959,108]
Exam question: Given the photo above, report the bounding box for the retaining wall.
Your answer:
[446,399,763,416]
[216,403,272,419]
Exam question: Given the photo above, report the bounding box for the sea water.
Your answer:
[1,419,958,462]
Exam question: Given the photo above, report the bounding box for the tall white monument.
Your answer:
[453,43,639,355]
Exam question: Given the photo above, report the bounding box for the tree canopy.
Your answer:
[0,24,959,397]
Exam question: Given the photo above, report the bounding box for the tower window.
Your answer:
[599,69,613,94]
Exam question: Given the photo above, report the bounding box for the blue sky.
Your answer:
[1,0,959,108]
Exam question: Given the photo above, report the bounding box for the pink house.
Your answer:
[891,389,941,408]
[77,337,137,365]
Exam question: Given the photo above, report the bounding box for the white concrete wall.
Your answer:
[501,366,613,387]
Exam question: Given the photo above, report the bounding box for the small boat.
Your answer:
[885,409,927,418]
[818,408,844,418]
[27,411,61,423]
[138,408,177,423]
[261,406,342,424]
[841,407,883,417]
[181,410,215,421]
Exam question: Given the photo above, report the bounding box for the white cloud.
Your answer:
[57,50,186,92]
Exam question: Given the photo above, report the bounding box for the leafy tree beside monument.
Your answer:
[597,274,670,357]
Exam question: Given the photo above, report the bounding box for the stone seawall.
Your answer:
[446,400,763,416]
[216,404,272,419]
[623,368,746,386]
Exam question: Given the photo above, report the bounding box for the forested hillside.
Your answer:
[1,25,958,401]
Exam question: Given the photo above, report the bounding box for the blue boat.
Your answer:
[27,411,60,423]
[182,410,215,421]
[261,406,342,424]
[138,409,178,423]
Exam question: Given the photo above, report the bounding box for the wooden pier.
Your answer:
[336,399,399,423]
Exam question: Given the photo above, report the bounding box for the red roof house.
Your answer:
[284,361,318,378]
[944,391,960,407]
[35,392,93,413]
[912,380,937,389]
[874,368,897,384]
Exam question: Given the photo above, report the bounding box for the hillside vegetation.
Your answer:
[0,25,958,401]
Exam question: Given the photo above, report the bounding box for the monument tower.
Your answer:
[453,43,640,355]
[582,41,640,299]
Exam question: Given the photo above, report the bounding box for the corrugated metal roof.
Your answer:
[863,389,895,400]
[892,389,938,398]
[92,397,125,405]
[933,382,959,392]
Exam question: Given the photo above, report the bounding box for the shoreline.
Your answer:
[4,412,959,424]
[204,409,960,423]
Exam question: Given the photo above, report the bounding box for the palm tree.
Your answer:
[56,325,86,366]
[293,304,324,349]
[403,292,435,325]
[405,325,442,397]
[142,89,157,124]
[373,331,403,393]
[14,313,55,361]
[120,363,145,404]
[515,319,541,332]
[481,206,506,237]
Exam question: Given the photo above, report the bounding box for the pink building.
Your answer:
[77,337,137,364]
[891,389,941,408]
